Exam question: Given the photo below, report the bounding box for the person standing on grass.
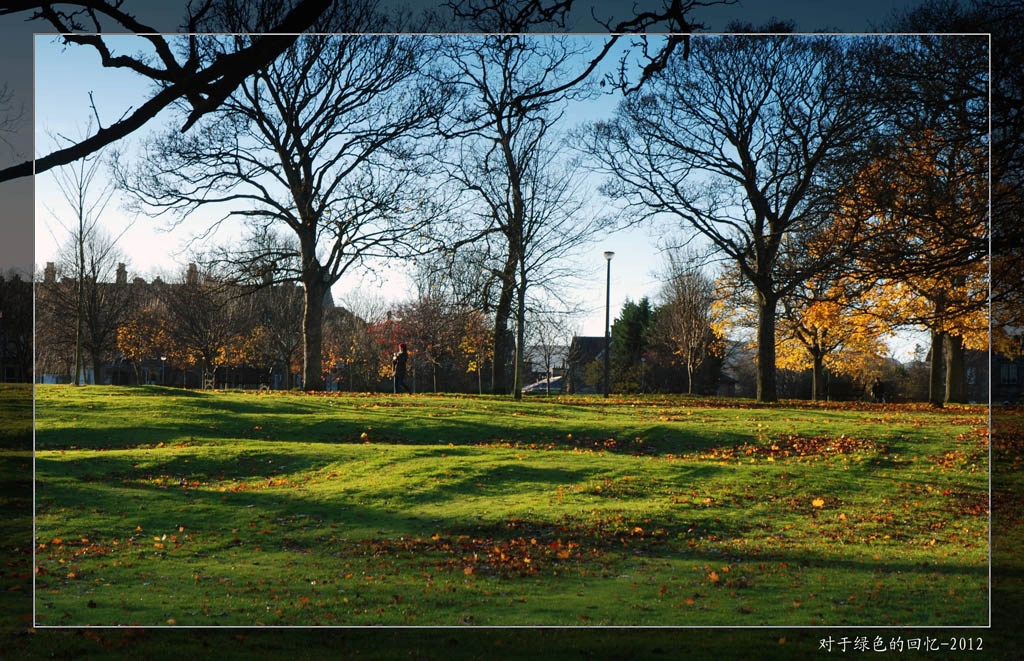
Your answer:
[392,343,411,394]
[871,377,885,403]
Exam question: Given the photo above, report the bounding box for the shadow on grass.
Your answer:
[35,439,929,537]
[35,408,753,456]
[0,383,32,450]
[35,449,338,491]
[36,388,974,463]
[35,467,993,588]
[384,461,726,506]
[36,443,733,514]
[34,459,390,539]
[38,449,990,583]
[35,451,729,541]
[33,449,992,629]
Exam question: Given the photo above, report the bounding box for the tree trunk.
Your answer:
[91,352,103,387]
[490,255,517,395]
[686,363,694,395]
[811,352,824,402]
[73,288,84,386]
[301,277,326,391]
[945,334,966,404]
[513,278,527,401]
[491,318,511,395]
[755,290,778,402]
[928,330,946,407]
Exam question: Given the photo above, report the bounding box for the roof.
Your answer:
[568,335,606,364]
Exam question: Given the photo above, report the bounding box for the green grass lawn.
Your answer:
[31,385,991,627]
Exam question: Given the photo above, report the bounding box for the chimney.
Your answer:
[44,262,55,283]
[116,263,127,285]
[186,263,199,285]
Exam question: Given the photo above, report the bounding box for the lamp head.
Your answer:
[603,251,615,261]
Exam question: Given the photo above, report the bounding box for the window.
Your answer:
[1001,363,1019,385]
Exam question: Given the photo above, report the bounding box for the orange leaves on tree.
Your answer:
[775,276,889,387]
[117,311,175,368]
[458,310,494,375]
[838,131,991,354]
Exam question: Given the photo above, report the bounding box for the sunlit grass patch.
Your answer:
[32,386,991,626]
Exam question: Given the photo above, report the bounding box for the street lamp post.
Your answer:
[603,251,614,398]
[641,356,646,392]
[160,356,166,386]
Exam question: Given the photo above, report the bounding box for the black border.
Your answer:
[3,1,1017,657]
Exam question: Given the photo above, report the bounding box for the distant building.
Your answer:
[719,340,756,399]
[965,349,1023,404]
[35,261,345,389]
[1,271,32,382]
[566,336,605,394]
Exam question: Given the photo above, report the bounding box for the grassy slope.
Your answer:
[29,386,991,626]
[28,386,989,628]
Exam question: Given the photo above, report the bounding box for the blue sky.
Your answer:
[33,34,684,341]
[34,32,927,359]
[4,0,934,279]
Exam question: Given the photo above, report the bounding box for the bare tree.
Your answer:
[116,30,453,390]
[250,287,305,390]
[0,0,343,182]
[581,35,875,401]
[5,0,747,185]
[0,82,25,160]
[441,0,738,94]
[195,227,305,388]
[44,125,121,384]
[65,230,137,384]
[4,0,736,184]
[650,252,718,395]
[397,299,455,393]
[432,35,608,398]
[509,147,605,398]
[525,308,574,394]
